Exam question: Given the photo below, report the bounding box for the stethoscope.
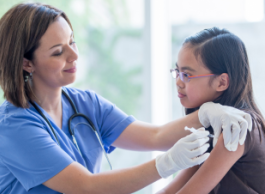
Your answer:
[29,90,112,170]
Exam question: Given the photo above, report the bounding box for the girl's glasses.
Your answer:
[170,68,215,83]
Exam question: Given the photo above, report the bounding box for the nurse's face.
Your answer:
[29,16,78,89]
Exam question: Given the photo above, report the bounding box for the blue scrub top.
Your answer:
[0,87,135,194]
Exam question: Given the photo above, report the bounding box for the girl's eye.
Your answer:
[183,73,190,77]
[70,41,76,45]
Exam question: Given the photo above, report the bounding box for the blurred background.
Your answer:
[0,0,264,193]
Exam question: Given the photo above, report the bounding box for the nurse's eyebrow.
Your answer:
[49,32,73,50]
[175,62,196,72]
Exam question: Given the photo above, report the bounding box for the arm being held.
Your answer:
[176,133,244,194]
[157,133,245,194]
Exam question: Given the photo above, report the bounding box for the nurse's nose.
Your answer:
[67,44,79,63]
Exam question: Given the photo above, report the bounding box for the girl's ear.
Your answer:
[23,58,34,73]
[216,73,229,92]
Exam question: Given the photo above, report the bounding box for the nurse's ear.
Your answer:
[214,73,229,92]
[23,58,34,73]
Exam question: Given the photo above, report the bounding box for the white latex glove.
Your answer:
[198,102,252,151]
[156,129,210,178]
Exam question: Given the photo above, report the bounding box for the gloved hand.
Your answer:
[156,129,210,178]
[198,102,252,151]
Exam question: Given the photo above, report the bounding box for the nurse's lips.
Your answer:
[64,66,76,73]
[178,92,186,98]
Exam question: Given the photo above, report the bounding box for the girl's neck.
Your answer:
[185,106,200,115]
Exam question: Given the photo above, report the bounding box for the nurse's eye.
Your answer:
[53,51,63,56]
[70,41,76,45]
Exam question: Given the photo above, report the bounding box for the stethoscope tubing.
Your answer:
[30,100,61,147]
[30,89,112,170]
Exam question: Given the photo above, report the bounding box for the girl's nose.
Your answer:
[176,76,185,89]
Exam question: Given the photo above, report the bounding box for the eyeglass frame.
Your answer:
[170,68,215,83]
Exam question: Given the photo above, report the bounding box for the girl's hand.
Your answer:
[198,102,252,151]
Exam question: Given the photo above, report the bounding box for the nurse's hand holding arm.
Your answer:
[199,102,252,151]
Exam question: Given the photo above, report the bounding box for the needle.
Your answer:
[184,126,214,138]
[208,134,214,138]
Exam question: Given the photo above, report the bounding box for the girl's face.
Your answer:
[25,16,78,89]
[176,45,221,108]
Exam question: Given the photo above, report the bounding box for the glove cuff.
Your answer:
[198,102,212,128]
[155,152,179,179]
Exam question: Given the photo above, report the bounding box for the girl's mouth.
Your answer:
[178,92,186,98]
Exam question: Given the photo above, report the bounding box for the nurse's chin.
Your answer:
[61,77,76,87]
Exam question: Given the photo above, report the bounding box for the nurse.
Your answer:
[0,3,251,194]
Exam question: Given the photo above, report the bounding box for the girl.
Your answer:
[157,27,265,194]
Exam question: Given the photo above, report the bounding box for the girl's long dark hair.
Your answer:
[184,27,265,138]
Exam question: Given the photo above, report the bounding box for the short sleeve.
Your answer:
[0,113,73,191]
[61,87,136,154]
[242,128,256,156]
[91,91,136,151]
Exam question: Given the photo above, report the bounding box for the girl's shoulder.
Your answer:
[241,125,265,159]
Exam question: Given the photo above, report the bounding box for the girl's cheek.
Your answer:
[186,88,204,107]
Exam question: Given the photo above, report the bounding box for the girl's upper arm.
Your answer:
[177,133,245,194]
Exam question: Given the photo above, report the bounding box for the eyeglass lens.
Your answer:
[171,69,189,82]
[171,70,177,78]
[179,72,189,82]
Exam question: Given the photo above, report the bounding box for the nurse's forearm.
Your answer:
[44,160,161,194]
[154,110,202,151]
[113,110,201,151]
[89,160,160,193]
